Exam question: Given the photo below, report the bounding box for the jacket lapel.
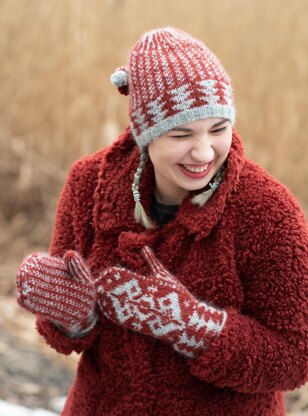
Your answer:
[93,127,155,234]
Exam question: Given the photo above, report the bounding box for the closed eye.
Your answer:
[210,126,228,134]
[169,135,191,139]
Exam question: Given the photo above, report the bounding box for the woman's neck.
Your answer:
[154,189,183,205]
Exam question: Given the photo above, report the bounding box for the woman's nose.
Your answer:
[190,136,215,161]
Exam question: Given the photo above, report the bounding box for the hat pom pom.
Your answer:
[110,66,129,96]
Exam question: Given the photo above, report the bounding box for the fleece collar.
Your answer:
[94,127,245,238]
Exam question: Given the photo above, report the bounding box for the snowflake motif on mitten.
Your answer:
[96,246,227,357]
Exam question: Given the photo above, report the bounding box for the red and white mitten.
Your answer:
[96,246,227,357]
[16,251,97,337]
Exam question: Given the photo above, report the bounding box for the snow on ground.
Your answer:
[0,400,58,416]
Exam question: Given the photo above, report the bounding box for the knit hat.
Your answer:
[111,27,235,228]
[111,27,235,147]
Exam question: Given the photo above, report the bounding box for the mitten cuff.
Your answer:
[52,312,98,339]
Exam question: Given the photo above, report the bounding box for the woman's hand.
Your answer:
[95,246,227,357]
[16,251,97,337]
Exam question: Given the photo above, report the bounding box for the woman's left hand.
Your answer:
[95,246,227,357]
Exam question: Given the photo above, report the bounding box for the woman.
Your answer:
[16,27,307,415]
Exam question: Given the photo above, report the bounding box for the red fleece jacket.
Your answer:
[36,128,307,415]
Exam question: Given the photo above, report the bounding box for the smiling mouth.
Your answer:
[177,161,214,179]
[180,163,210,173]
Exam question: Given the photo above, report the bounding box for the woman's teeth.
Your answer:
[182,164,209,173]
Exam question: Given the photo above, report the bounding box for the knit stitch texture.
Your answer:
[96,245,227,358]
[35,128,307,415]
[17,251,97,337]
[111,28,235,147]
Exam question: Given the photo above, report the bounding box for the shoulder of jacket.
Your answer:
[71,147,108,173]
[65,146,110,186]
[235,159,306,227]
[67,128,135,182]
[239,160,301,208]
[63,129,135,197]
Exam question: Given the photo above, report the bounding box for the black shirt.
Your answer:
[151,196,179,227]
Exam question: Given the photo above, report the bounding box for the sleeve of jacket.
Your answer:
[36,150,106,355]
[188,183,308,393]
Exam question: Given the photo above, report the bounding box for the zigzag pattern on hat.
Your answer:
[170,85,195,111]
[112,27,235,146]
[130,78,234,144]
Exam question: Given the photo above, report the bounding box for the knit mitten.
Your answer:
[96,246,227,357]
[16,251,97,337]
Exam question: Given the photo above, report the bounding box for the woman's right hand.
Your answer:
[16,251,98,337]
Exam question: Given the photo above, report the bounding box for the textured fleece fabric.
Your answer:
[36,127,307,416]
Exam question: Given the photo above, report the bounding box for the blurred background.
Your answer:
[0,0,307,414]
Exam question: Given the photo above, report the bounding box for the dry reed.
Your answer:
[0,1,307,412]
[1,0,308,269]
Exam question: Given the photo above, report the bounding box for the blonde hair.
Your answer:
[132,148,154,229]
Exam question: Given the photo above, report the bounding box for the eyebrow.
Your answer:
[169,118,229,132]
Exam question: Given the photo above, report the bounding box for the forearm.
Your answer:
[36,315,102,355]
[188,308,307,393]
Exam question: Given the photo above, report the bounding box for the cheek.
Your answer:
[149,142,186,166]
[215,135,232,155]
[148,144,166,167]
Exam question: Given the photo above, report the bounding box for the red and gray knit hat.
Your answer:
[111,27,235,228]
[111,27,235,148]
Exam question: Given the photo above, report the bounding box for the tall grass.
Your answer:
[0,0,307,254]
[0,1,307,412]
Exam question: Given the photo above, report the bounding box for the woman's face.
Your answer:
[148,117,232,204]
